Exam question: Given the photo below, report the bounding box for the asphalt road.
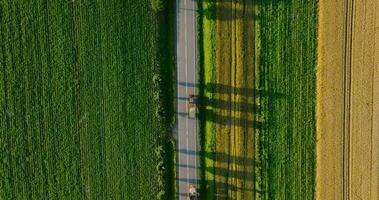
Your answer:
[176,0,199,199]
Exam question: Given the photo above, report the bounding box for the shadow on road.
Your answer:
[177,164,199,169]
[178,178,198,184]
[178,149,198,155]
[177,112,188,117]
[178,81,199,88]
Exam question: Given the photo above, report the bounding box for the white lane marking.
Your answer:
[184,0,190,188]
[176,0,184,198]
[192,0,198,188]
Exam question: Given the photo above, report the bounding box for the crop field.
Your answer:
[0,0,163,199]
[316,0,379,199]
[199,0,317,199]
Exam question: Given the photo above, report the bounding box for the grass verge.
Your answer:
[153,0,177,199]
[197,0,217,199]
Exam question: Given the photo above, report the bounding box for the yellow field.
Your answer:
[211,0,256,199]
[316,0,379,199]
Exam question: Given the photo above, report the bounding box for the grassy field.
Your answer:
[199,0,317,199]
[0,0,174,199]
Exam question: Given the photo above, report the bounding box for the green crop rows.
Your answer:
[0,0,163,199]
[254,0,318,199]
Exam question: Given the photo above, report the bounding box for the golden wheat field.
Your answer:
[316,0,379,199]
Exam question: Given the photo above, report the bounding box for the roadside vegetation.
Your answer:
[151,0,165,12]
[0,0,175,199]
[197,0,218,198]
[198,0,318,199]
[152,0,177,199]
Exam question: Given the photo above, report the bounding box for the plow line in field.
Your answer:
[342,0,354,199]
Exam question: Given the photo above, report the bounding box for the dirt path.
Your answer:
[316,0,379,199]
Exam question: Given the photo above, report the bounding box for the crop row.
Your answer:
[0,0,162,199]
[254,0,317,199]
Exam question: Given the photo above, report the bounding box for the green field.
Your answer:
[255,0,317,199]
[0,0,172,199]
[198,0,317,199]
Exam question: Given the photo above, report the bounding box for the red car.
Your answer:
[188,94,197,118]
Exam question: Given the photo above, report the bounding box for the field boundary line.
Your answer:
[343,0,354,199]
[372,1,379,196]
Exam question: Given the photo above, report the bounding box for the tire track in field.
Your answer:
[317,0,379,198]
[212,1,256,199]
[232,3,237,198]
[214,0,233,197]
[343,0,354,199]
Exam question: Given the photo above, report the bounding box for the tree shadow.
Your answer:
[195,0,294,197]
[203,96,262,113]
[199,153,266,198]
[205,108,267,129]
[206,166,255,180]
[177,164,198,169]
[179,149,260,166]
[201,83,285,129]
[177,178,199,184]
[178,149,198,155]
[178,81,199,88]
[175,96,188,101]
[203,180,264,193]
[197,0,291,4]
[198,0,292,21]
[199,171,264,199]
[205,83,285,99]
[177,112,188,117]
[203,3,260,21]
[204,151,260,166]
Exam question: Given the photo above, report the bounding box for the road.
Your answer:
[176,0,199,199]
